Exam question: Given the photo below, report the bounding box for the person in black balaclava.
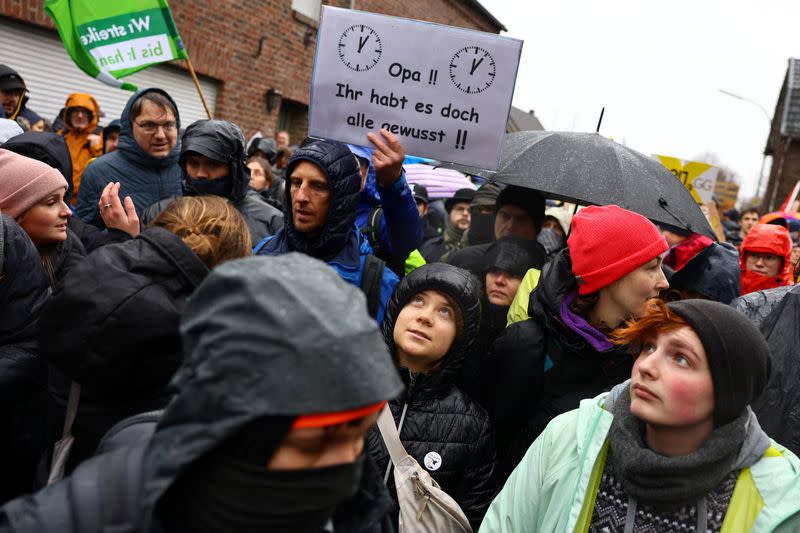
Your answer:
[0,253,404,533]
[140,119,283,243]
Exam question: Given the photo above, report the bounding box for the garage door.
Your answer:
[0,18,218,127]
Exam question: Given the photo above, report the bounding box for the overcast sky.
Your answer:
[480,0,800,202]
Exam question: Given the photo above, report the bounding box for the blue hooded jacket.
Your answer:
[256,141,398,322]
[349,144,423,261]
[75,89,182,228]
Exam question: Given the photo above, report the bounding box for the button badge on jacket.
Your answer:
[424,451,442,471]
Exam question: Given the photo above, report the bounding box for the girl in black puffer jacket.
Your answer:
[367,262,499,530]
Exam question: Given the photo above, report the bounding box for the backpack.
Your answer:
[360,206,407,278]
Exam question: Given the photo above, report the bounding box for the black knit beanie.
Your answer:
[495,185,546,232]
[667,300,771,426]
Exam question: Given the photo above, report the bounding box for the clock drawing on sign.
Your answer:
[338,24,382,72]
[449,46,496,94]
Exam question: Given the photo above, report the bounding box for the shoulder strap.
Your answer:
[253,234,274,255]
[377,405,409,467]
[360,254,385,319]
[47,381,81,486]
[360,206,384,252]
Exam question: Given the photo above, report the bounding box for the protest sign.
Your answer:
[45,0,187,90]
[654,154,720,205]
[714,181,740,212]
[309,6,523,170]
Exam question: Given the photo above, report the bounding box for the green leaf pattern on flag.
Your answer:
[45,0,187,91]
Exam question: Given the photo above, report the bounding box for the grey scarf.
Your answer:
[609,386,748,508]
[444,221,465,252]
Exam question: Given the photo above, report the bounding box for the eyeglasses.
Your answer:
[748,252,782,264]
[134,120,177,134]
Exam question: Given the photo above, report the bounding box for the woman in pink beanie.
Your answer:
[489,204,670,477]
[0,149,85,285]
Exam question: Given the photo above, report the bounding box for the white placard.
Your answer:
[309,6,522,170]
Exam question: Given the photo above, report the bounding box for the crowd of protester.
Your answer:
[1,62,800,532]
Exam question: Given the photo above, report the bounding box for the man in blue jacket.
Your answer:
[76,88,182,228]
[349,131,423,276]
[255,135,400,322]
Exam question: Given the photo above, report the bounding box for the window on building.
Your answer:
[292,0,321,21]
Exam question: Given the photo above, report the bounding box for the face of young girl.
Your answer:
[17,187,70,246]
[629,325,714,429]
[392,290,458,372]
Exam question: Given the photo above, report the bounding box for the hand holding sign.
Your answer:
[310,7,522,170]
[368,129,405,187]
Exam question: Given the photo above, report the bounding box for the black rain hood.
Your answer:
[247,137,277,164]
[179,119,250,203]
[140,253,403,527]
[282,140,361,261]
[0,215,50,345]
[2,131,74,203]
[482,235,543,277]
[382,262,481,392]
[119,88,181,169]
[668,241,740,304]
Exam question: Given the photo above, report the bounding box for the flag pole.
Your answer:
[183,55,212,119]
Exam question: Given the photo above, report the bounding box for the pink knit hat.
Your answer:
[0,149,68,219]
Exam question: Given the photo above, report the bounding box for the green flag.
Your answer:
[45,0,188,91]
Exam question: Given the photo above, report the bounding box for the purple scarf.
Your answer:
[560,291,614,352]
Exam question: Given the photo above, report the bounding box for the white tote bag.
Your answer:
[377,405,473,533]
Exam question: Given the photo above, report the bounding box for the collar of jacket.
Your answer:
[138,227,210,287]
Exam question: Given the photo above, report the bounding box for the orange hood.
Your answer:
[63,93,100,132]
[740,223,794,295]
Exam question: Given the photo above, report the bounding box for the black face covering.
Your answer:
[185,175,233,198]
[468,210,496,246]
[160,452,365,533]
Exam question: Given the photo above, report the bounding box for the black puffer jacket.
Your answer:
[140,120,283,243]
[490,249,632,476]
[39,227,209,474]
[0,216,51,503]
[367,263,498,529]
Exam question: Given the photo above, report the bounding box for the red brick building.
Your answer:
[0,0,503,142]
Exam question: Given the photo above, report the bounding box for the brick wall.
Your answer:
[1,0,501,139]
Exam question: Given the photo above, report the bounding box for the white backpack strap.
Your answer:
[47,381,81,485]
[377,404,408,467]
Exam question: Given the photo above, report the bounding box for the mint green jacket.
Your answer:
[480,393,800,532]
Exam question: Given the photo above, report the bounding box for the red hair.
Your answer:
[611,299,689,350]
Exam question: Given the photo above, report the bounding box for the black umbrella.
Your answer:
[493,131,717,240]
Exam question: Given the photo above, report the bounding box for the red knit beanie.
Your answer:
[568,205,669,295]
[0,149,68,219]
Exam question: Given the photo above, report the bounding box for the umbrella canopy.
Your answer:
[403,163,476,199]
[493,131,717,240]
[760,211,800,232]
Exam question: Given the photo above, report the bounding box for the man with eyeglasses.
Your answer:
[76,89,182,228]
